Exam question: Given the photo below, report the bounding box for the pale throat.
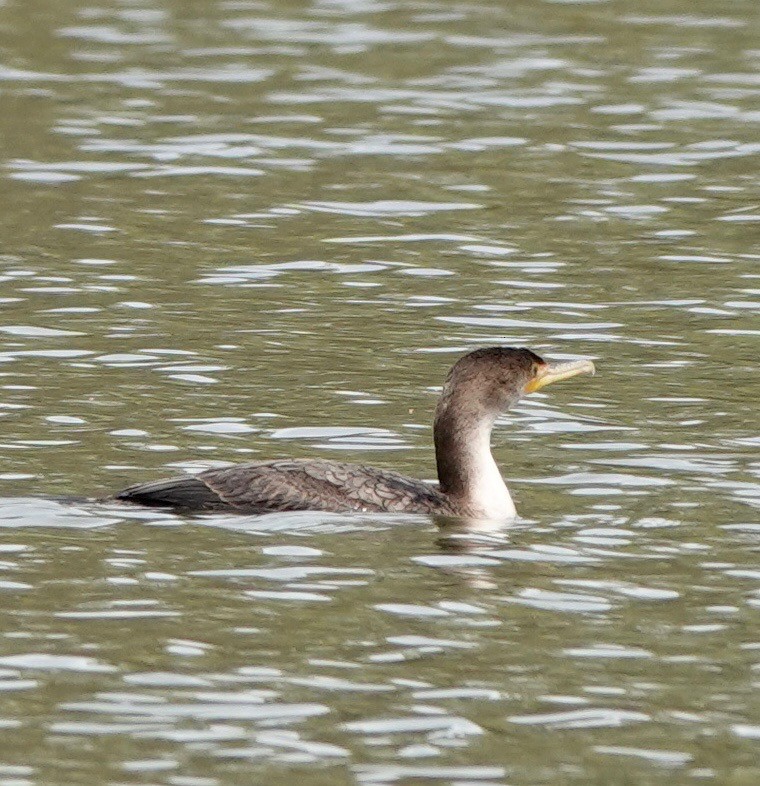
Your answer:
[460,422,515,520]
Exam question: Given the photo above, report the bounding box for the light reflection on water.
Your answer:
[0,491,758,782]
[0,0,758,782]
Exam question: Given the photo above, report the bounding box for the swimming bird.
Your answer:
[113,347,594,520]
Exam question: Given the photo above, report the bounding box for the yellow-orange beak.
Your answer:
[524,359,595,394]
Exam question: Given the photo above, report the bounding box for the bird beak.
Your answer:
[524,359,595,394]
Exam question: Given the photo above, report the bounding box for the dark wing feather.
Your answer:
[114,475,232,511]
[200,459,449,514]
[115,459,450,515]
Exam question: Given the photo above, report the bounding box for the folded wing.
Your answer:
[115,459,448,515]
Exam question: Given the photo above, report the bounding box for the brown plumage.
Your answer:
[113,347,594,520]
[116,459,454,515]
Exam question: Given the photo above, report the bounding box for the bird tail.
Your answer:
[113,476,226,511]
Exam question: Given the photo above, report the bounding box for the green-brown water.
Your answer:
[0,0,758,783]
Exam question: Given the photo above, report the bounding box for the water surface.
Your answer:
[0,0,758,783]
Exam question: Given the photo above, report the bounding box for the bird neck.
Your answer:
[433,398,515,521]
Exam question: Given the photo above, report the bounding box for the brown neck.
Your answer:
[433,397,515,520]
[433,394,497,498]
